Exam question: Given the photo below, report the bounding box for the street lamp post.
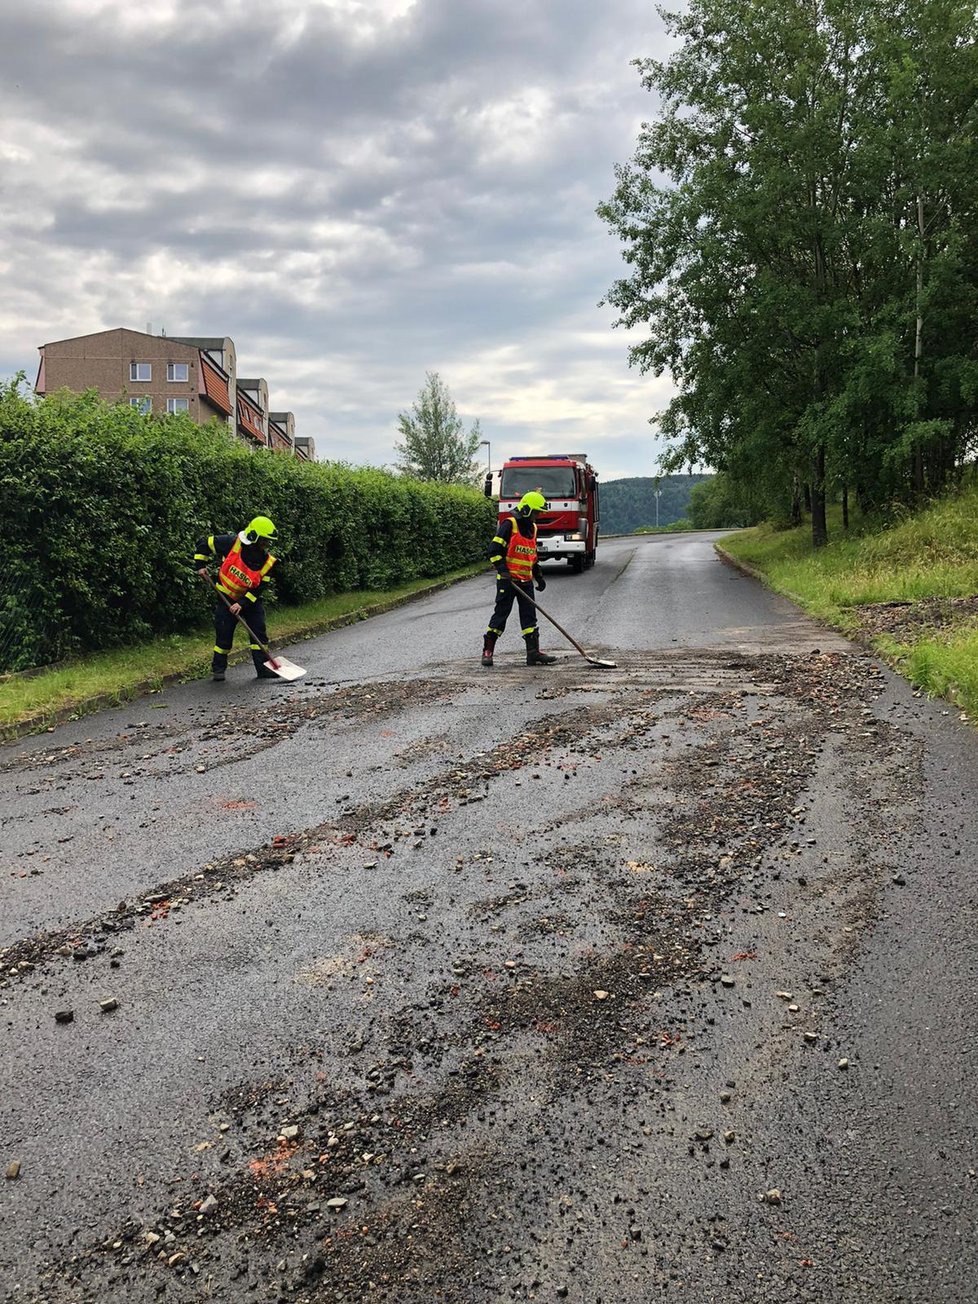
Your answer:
[654,489,662,528]
[479,439,491,487]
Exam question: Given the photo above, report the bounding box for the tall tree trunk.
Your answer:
[913,192,926,496]
[790,475,803,527]
[811,443,828,548]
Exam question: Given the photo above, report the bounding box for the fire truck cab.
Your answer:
[487,453,599,573]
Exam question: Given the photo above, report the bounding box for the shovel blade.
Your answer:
[265,656,306,681]
[586,656,617,669]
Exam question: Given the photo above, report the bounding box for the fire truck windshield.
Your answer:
[500,466,577,499]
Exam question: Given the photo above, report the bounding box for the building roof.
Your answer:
[170,336,229,350]
[236,390,265,444]
[38,326,193,350]
[200,357,232,415]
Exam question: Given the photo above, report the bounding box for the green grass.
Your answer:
[721,483,978,716]
[900,629,978,715]
[0,564,484,737]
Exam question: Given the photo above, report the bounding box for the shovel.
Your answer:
[523,588,617,669]
[201,576,306,681]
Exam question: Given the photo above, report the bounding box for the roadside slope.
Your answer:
[718,487,978,719]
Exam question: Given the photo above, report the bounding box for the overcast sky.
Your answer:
[1,0,676,480]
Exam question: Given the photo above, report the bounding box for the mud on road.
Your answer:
[0,647,941,1303]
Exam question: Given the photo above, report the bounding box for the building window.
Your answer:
[129,396,151,414]
[166,398,189,414]
[129,362,151,381]
[166,362,189,382]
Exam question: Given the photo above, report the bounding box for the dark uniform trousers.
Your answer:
[487,576,538,637]
[213,599,269,673]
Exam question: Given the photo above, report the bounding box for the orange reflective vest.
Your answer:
[505,516,537,582]
[217,538,275,600]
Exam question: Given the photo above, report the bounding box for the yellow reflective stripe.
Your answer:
[259,554,276,576]
[193,553,209,561]
[249,643,262,650]
[208,535,215,552]
[244,592,257,602]
[214,645,231,653]
[492,535,505,545]
[489,553,504,563]
[521,624,536,634]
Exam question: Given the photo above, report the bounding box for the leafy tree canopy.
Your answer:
[394,371,483,486]
[599,0,978,547]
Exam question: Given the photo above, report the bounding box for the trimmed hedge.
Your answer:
[0,382,496,671]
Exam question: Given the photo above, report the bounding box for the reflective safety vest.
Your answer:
[505,516,537,582]
[217,538,275,600]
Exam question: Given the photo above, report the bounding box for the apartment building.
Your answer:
[235,376,268,448]
[35,327,309,459]
[269,410,296,454]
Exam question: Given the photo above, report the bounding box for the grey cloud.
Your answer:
[2,0,672,476]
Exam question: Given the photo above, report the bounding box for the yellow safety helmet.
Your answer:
[518,491,547,516]
[243,515,277,543]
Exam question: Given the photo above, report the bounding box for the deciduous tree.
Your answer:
[600,0,978,546]
[394,372,483,485]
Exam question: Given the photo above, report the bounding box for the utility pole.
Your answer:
[654,489,661,528]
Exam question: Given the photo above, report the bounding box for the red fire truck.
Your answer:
[486,453,600,573]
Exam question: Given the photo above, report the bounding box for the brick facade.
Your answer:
[35,327,303,457]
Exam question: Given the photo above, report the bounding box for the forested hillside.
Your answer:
[601,474,711,532]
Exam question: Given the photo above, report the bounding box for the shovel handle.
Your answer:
[199,573,273,657]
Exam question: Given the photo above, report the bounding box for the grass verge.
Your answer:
[719,484,978,718]
[0,564,485,740]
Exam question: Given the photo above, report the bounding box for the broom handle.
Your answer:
[512,582,590,658]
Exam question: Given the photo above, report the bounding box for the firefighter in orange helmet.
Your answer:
[194,515,279,681]
[482,491,557,667]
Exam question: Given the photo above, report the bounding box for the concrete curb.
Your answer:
[714,542,899,662]
[713,543,768,584]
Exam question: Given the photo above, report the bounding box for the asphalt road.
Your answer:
[2,532,977,1304]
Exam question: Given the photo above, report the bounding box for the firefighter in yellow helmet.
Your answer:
[482,491,557,667]
[193,516,279,681]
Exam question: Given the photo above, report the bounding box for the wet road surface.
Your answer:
[2,532,977,1303]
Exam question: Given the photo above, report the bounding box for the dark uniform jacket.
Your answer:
[193,532,275,607]
[489,516,543,585]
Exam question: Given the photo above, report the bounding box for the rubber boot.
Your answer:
[524,631,557,666]
[482,632,498,668]
[252,647,280,680]
[211,649,229,682]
